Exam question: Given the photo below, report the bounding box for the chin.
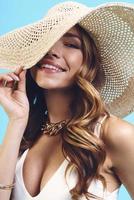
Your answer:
[35,77,74,90]
[37,83,72,91]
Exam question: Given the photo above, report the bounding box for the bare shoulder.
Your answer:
[102,115,134,198]
[102,114,134,151]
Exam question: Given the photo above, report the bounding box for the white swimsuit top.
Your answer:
[12,116,120,200]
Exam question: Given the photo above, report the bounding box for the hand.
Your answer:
[0,67,29,122]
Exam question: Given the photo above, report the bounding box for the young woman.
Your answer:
[0,1,134,200]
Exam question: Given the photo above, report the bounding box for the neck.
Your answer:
[44,89,73,123]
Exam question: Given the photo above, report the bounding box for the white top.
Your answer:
[12,116,120,200]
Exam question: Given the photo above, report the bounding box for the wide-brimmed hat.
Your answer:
[0,1,134,117]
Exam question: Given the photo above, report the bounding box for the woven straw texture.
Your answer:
[0,1,134,117]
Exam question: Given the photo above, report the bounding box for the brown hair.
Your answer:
[20,24,109,199]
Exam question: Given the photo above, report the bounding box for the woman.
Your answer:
[0,1,134,200]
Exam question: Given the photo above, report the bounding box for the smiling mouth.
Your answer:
[36,63,67,72]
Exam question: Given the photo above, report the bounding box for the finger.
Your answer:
[14,66,24,75]
[1,80,16,89]
[0,67,24,90]
[5,67,24,90]
[8,66,23,80]
[8,73,20,81]
[0,75,13,87]
[17,69,27,93]
[0,73,19,88]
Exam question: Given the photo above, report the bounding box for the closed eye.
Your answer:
[64,43,81,49]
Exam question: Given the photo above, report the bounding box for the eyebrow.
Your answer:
[63,32,81,41]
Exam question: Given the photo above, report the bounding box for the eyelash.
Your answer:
[64,43,80,49]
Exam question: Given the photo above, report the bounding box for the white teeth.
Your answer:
[41,64,63,72]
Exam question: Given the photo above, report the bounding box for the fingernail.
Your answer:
[15,76,20,81]
[9,77,13,81]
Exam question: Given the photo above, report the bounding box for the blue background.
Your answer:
[0,0,134,199]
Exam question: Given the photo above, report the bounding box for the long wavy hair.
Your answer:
[20,24,110,200]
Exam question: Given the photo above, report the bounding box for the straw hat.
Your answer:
[0,1,134,117]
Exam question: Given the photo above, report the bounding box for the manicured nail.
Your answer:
[9,77,13,81]
[15,76,20,81]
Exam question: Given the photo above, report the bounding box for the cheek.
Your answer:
[67,52,83,74]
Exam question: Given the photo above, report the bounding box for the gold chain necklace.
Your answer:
[41,119,68,136]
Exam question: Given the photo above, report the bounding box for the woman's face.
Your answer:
[30,26,84,89]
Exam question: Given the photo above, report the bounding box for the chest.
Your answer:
[21,150,120,198]
[14,151,71,200]
[22,140,66,197]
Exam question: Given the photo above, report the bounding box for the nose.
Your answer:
[46,41,62,59]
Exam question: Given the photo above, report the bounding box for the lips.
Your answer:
[36,59,67,72]
[41,64,65,72]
